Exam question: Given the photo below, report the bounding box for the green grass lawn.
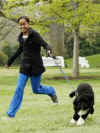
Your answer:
[0,67,100,133]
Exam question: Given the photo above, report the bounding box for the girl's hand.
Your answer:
[47,50,52,57]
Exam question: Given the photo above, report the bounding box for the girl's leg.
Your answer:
[6,73,28,117]
[30,75,58,103]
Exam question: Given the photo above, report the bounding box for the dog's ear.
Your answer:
[69,91,75,98]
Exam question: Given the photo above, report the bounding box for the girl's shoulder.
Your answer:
[30,28,40,37]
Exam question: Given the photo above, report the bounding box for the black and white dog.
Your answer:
[69,83,94,126]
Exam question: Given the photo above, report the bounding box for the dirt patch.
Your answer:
[47,76,100,80]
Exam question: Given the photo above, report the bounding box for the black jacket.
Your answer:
[7,28,51,76]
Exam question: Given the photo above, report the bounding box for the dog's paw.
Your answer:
[70,118,76,124]
[77,117,85,126]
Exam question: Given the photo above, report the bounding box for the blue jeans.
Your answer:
[6,73,56,117]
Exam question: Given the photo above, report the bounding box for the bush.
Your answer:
[64,32,100,58]
[2,43,12,57]
[0,51,8,66]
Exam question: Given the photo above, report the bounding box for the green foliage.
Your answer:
[2,0,100,33]
[1,42,12,57]
[0,42,21,66]
[37,0,100,30]
[79,38,100,56]
[0,51,8,66]
[64,31,100,58]
[1,0,100,59]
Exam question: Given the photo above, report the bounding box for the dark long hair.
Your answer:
[18,16,30,23]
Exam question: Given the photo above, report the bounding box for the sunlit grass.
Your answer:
[0,67,100,133]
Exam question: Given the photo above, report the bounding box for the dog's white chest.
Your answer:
[78,110,88,116]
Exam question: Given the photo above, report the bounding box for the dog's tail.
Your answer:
[69,91,76,98]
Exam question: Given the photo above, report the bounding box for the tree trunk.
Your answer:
[72,30,79,78]
[49,23,65,56]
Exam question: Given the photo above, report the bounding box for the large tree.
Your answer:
[37,0,100,77]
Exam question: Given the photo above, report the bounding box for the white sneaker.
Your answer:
[49,94,58,104]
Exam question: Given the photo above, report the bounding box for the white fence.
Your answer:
[42,56,90,68]
[79,56,90,68]
[42,56,64,67]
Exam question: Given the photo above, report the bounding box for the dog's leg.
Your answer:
[73,113,80,121]
[82,111,89,120]
[70,113,80,124]
[77,110,90,126]
[77,111,90,126]
[89,107,94,114]
[77,117,85,126]
[70,118,76,124]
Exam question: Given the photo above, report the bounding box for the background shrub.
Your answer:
[0,51,8,66]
